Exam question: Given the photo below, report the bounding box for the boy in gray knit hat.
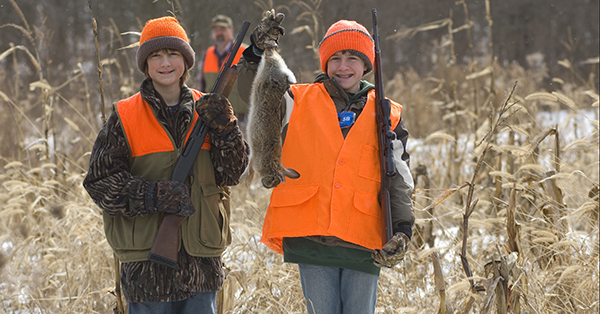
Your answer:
[84,16,248,313]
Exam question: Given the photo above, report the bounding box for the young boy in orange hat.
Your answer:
[238,10,414,314]
[84,16,248,313]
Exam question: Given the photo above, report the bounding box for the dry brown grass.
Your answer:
[0,1,598,313]
[0,162,115,313]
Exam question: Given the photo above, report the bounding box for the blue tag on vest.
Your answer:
[338,112,356,128]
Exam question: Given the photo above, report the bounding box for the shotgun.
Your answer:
[148,20,251,269]
[372,9,396,243]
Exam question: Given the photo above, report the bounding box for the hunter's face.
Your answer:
[212,26,234,46]
[327,51,367,94]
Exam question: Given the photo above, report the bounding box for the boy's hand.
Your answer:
[252,9,285,51]
[196,93,237,133]
[372,232,410,268]
[153,180,196,217]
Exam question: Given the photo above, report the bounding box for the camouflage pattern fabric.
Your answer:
[120,249,224,303]
[149,180,196,217]
[83,78,248,302]
[371,232,410,268]
[252,9,285,50]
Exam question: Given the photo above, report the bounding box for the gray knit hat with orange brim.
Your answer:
[136,16,195,73]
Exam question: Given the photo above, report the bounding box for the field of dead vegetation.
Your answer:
[0,0,598,313]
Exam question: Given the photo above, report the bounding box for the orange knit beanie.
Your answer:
[136,16,195,72]
[318,20,374,74]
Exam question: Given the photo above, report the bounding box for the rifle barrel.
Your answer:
[372,8,395,242]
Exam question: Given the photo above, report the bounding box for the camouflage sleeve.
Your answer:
[83,112,154,217]
[208,125,250,187]
[390,117,415,239]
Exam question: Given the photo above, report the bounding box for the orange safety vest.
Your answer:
[116,90,209,157]
[260,83,402,254]
[202,45,245,74]
[107,90,234,262]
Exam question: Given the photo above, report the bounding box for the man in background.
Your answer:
[199,14,249,129]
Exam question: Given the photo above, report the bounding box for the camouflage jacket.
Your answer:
[83,78,249,302]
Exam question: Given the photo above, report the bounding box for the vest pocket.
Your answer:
[268,185,319,233]
[183,184,231,255]
[103,213,161,251]
[348,190,383,247]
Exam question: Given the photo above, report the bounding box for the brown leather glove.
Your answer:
[252,9,285,51]
[196,93,237,133]
[372,232,410,268]
[152,180,196,217]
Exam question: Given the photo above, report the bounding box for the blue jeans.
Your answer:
[298,264,379,314]
[128,291,216,314]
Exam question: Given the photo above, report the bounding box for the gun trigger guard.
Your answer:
[386,130,396,140]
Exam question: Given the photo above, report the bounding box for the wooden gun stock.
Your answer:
[148,21,250,270]
[148,214,186,269]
